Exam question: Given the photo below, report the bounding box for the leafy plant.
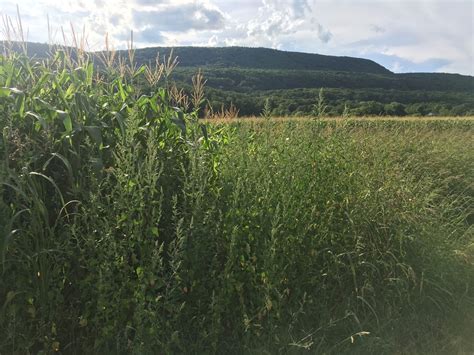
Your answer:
[312,87,328,118]
[260,97,272,120]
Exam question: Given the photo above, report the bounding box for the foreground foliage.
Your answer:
[0,49,473,354]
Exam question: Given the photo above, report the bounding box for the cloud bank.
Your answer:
[0,0,472,75]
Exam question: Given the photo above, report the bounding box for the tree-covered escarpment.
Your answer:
[3,41,474,116]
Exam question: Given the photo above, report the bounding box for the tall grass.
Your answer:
[211,120,473,353]
[0,32,473,353]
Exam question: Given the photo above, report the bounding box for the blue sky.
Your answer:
[1,0,473,75]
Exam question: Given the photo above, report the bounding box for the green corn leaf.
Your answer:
[26,111,48,130]
[171,110,186,136]
[65,83,76,99]
[85,62,94,86]
[57,110,72,133]
[133,65,146,78]
[14,92,25,118]
[34,97,56,112]
[113,111,126,137]
[31,72,51,96]
[84,126,102,145]
[43,153,74,185]
[117,80,127,102]
[201,124,209,142]
[0,87,11,97]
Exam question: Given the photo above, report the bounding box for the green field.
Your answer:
[1,49,473,354]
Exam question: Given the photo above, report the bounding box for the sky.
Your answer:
[1,0,473,75]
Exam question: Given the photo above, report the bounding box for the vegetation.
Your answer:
[172,68,474,117]
[0,41,473,354]
[4,41,474,117]
[11,43,391,74]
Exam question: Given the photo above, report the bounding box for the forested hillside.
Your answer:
[3,41,473,116]
[125,46,474,116]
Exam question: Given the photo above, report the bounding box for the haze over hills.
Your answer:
[2,41,474,116]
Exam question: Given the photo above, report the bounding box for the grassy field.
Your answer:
[0,48,473,354]
[204,115,474,122]
[210,118,474,353]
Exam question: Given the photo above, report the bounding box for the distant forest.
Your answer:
[171,67,474,116]
[4,42,474,116]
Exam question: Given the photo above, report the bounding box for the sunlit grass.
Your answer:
[0,19,473,353]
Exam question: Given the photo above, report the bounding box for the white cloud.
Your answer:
[0,0,472,75]
[132,3,225,33]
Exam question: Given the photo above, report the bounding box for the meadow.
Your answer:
[0,44,473,354]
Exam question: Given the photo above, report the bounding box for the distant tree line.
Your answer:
[170,68,474,117]
[198,87,474,117]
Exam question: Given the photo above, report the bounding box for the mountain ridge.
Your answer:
[0,41,393,75]
[116,45,393,75]
[3,41,474,78]
[2,41,473,116]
